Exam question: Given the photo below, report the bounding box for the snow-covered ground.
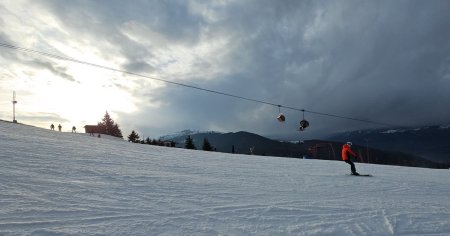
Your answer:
[1,121,449,235]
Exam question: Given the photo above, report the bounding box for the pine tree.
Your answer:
[145,137,151,144]
[184,135,196,149]
[128,130,140,143]
[202,138,213,151]
[111,124,123,138]
[151,139,158,145]
[97,111,123,138]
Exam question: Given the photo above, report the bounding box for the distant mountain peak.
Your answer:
[159,130,223,140]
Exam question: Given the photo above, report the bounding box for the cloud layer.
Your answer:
[1,0,450,139]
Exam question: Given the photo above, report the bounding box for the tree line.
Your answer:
[95,112,215,151]
[128,130,215,151]
[184,135,214,151]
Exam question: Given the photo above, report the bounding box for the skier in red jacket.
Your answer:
[342,142,359,175]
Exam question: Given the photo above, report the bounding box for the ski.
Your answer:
[348,174,372,177]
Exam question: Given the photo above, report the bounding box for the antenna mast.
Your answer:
[12,91,18,123]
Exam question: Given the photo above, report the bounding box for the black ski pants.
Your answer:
[345,160,357,174]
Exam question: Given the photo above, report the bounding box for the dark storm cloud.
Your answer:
[12,0,450,138]
[190,0,450,137]
[114,0,450,138]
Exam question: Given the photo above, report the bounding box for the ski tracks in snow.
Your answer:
[382,209,395,235]
[1,121,450,235]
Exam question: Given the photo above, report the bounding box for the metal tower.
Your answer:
[12,91,17,123]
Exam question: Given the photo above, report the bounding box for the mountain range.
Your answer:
[161,127,449,169]
[327,125,450,165]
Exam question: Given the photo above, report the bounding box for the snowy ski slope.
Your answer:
[1,121,449,235]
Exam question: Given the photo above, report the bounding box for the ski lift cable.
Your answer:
[0,42,394,127]
[0,42,280,106]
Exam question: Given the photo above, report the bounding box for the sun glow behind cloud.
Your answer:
[1,57,138,130]
[1,0,240,136]
[0,0,142,131]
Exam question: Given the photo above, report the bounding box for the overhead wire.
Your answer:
[0,42,395,127]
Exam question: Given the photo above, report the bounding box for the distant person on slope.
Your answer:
[58,124,62,132]
[342,142,359,175]
[50,124,55,130]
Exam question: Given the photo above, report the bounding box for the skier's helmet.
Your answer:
[346,142,352,146]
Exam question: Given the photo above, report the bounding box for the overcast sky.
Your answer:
[1,0,450,140]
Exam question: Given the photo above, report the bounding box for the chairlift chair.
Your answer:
[276,105,286,122]
[299,119,309,131]
[298,109,309,131]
